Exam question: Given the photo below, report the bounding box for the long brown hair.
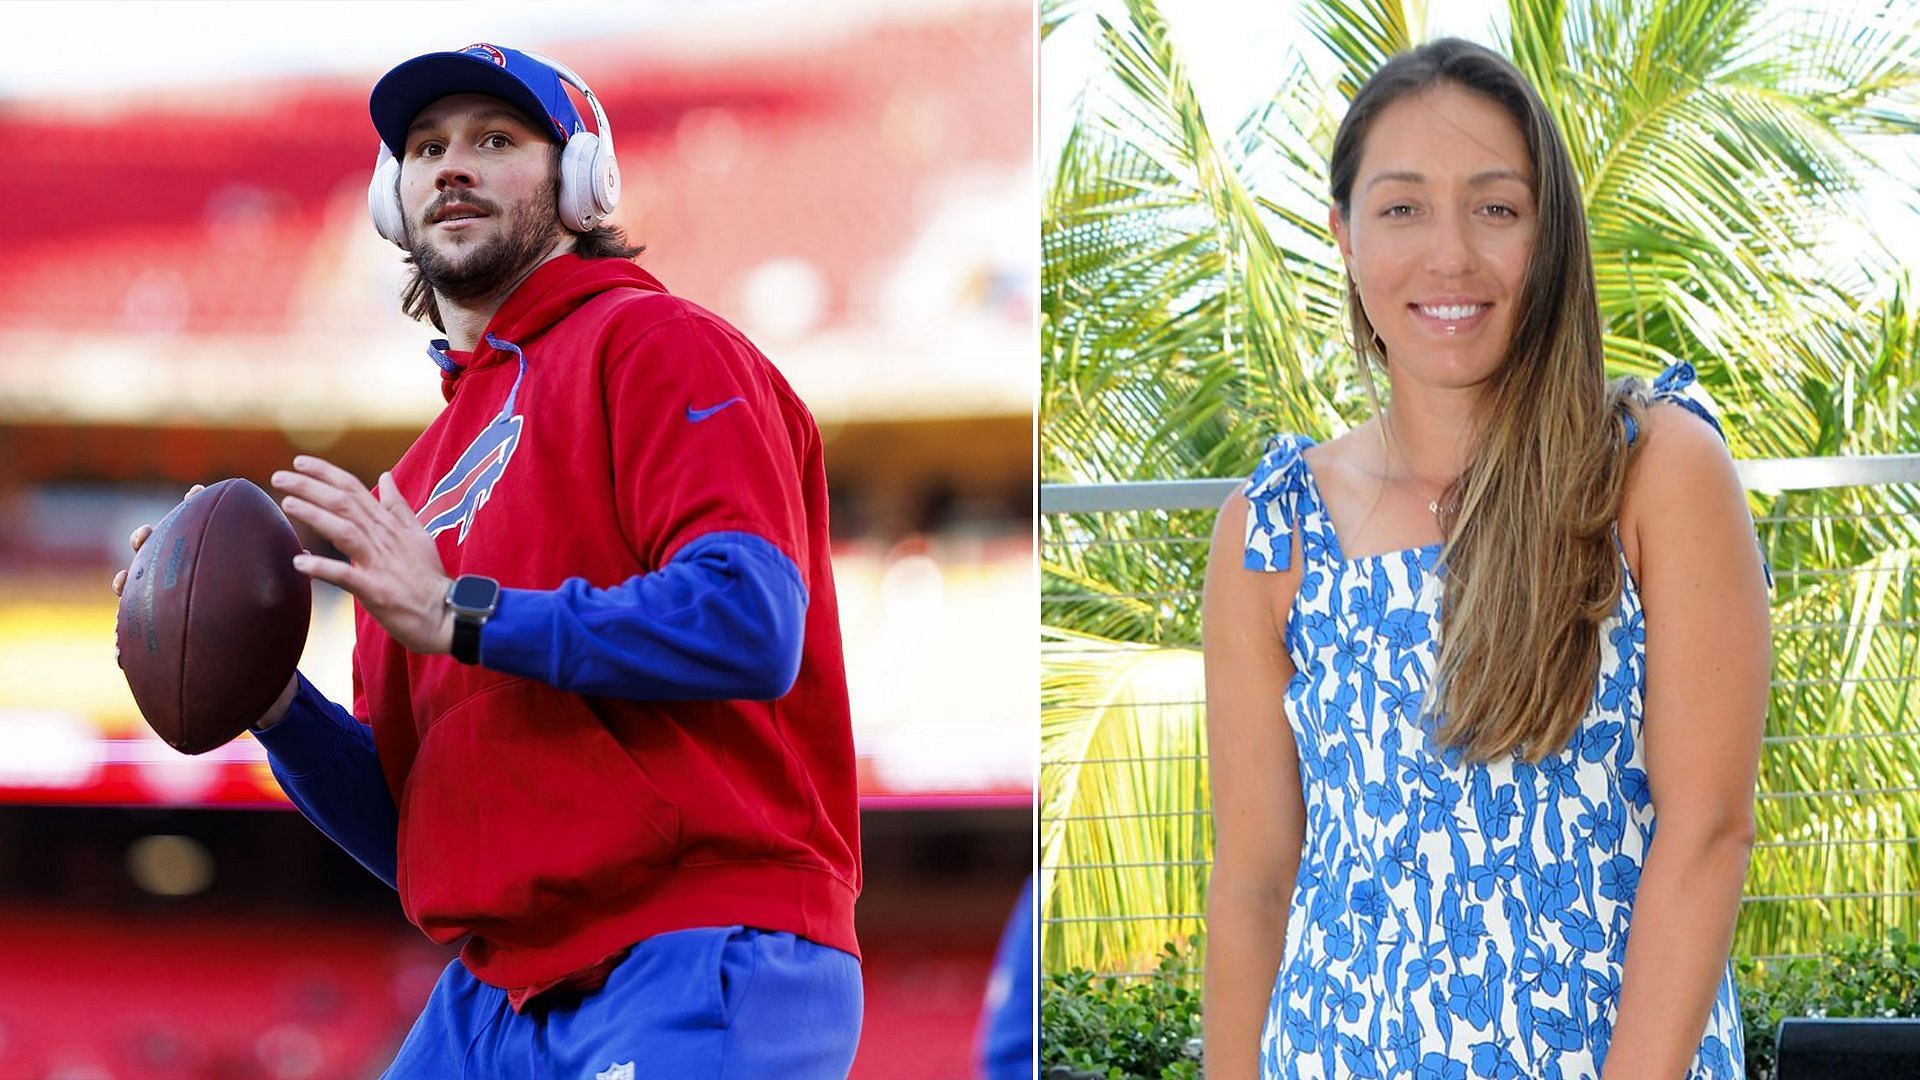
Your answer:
[1329,38,1647,763]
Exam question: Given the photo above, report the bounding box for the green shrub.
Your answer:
[1738,930,1920,1080]
[1042,932,1920,1080]
[1041,936,1203,1080]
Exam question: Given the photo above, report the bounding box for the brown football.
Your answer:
[115,478,312,754]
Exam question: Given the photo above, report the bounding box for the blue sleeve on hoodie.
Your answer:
[479,530,809,701]
[253,672,398,889]
[251,531,800,885]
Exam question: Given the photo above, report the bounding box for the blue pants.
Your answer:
[384,927,863,1079]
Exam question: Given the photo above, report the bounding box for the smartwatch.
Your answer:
[446,574,501,665]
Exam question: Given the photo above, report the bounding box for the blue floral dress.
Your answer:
[1240,365,1745,1079]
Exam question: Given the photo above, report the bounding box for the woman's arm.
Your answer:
[1602,403,1770,1077]
[1202,490,1308,1080]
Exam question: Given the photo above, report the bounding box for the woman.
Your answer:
[1201,38,1769,1079]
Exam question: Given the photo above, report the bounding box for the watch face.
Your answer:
[448,575,499,613]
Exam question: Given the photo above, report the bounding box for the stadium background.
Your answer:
[0,1,1034,1077]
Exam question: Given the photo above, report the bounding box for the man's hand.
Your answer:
[272,456,455,656]
[110,483,203,599]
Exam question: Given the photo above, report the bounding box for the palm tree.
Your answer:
[1041,0,1920,977]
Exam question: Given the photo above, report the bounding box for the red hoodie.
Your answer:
[356,254,860,998]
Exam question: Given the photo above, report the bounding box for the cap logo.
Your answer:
[462,43,508,67]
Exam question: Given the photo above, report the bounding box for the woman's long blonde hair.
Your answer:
[1329,38,1647,764]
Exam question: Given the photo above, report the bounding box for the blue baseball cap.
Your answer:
[370,42,584,156]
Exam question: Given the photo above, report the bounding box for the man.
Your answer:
[119,43,862,1078]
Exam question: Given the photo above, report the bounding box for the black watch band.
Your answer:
[445,575,501,666]
[452,615,485,665]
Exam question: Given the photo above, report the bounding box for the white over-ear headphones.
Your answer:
[366,49,620,250]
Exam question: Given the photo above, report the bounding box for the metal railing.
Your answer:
[1041,453,1920,978]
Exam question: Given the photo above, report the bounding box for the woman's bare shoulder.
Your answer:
[1624,400,1740,507]
[1621,400,1748,578]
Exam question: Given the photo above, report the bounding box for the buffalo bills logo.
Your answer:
[419,413,522,542]
[462,43,508,67]
[418,334,529,543]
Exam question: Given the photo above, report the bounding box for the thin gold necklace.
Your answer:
[1380,412,1458,519]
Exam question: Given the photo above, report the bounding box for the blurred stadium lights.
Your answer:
[126,835,214,898]
[0,711,100,790]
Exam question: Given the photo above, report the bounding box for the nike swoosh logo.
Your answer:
[686,397,744,422]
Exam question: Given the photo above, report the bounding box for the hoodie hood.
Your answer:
[434,254,669,399]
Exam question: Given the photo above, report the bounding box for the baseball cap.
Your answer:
[370,42,584,156]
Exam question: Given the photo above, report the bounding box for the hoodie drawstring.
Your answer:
[484,333,530,422]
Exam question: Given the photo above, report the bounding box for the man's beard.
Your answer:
[407,179,563,305]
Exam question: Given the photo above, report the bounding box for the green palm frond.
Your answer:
[1305,0,1430,100]
[1041,0,1091,41]
[1042,629,1211,974]
[1045,0,1349,491]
